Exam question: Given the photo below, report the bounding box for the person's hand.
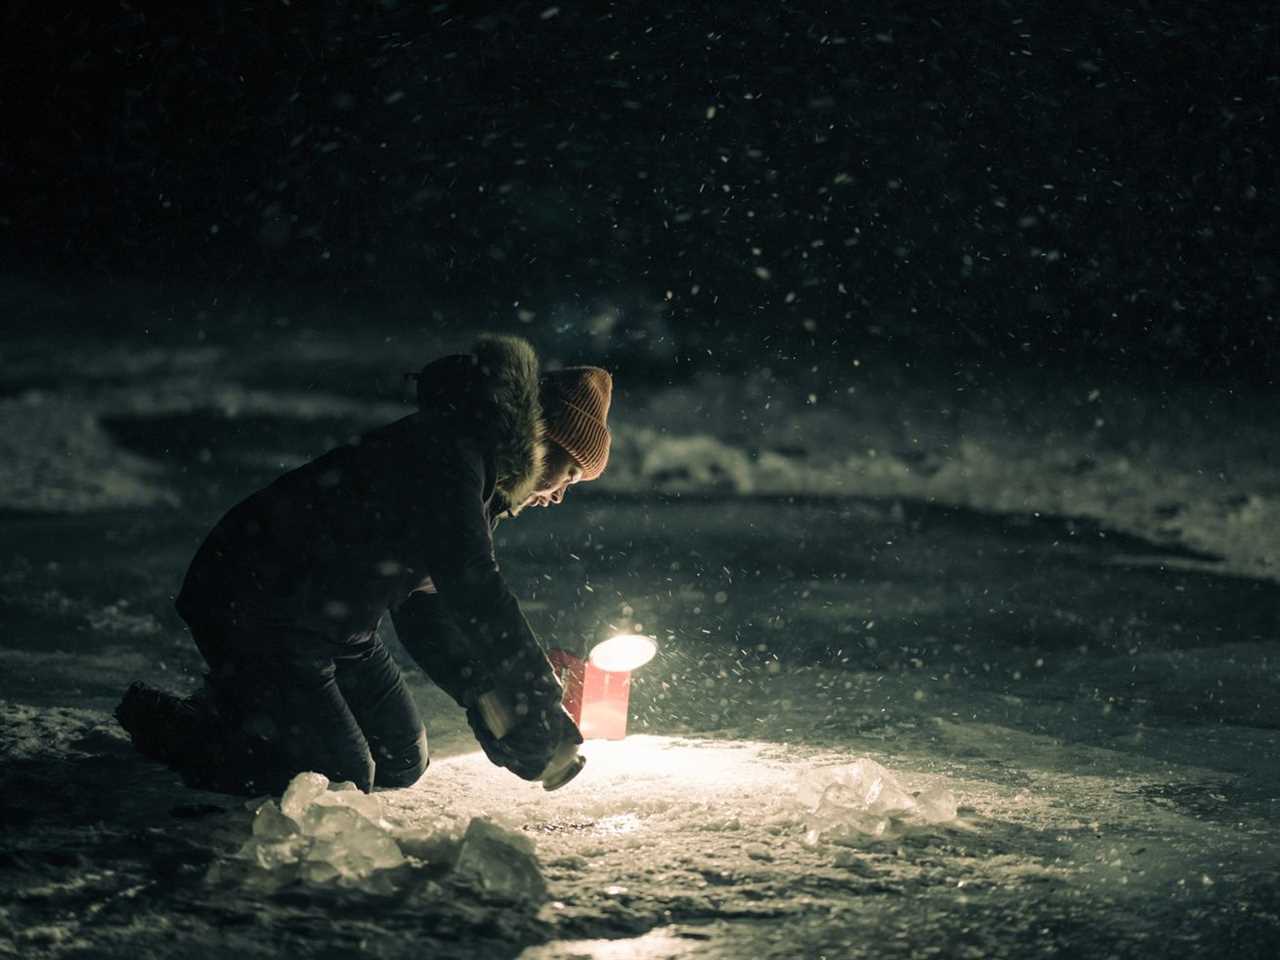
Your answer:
[466,699,583,781]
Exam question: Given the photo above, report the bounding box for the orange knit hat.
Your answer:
[540,366,613,481]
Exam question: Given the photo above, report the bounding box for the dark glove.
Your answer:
[466,698,583,782]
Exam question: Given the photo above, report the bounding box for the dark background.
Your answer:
[1,1,1276,381]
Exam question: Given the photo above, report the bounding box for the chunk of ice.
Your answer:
[915,786,959,823]
[393,821,465,869]
[281,771,330,823]
[298,804,405,870]
[240,833,309,871]
[797,757,958,845]
[341,825,405,873]
[301,857,341,886]
[281,772,384,824]
[804,811,897,847]
[305,825,409,894]
[302,802,365,839]
[236,772,405,889]
[228,772,514,894]
[251,800,299,841]
[453,818,547,901]
[311,785,384,824]
[799,758,916,816]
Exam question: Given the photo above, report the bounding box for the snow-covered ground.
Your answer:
[2,323,1275,581]
[1,310,1278,957]
[3,656,1276,958]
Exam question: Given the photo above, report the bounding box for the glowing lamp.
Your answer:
[588,633,658,672]
[549,633,657,741]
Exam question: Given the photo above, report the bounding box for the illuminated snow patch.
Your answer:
[519,927,698,959]
[389,736,800,828]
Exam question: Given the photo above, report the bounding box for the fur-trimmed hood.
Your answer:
[415,334,547,508]
[473,334,547,507]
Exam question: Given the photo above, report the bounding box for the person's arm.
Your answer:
[412,441,564,718]
[393,586,581,780]
[390,589,492,709]
[389,437,583,781]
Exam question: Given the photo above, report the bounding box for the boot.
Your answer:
[182,677,290,796]
[115,681,214,767]
[117,680,292,796]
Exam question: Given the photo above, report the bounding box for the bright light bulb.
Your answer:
[588,633,657,673]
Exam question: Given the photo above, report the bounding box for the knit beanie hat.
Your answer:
[540,366,613,481]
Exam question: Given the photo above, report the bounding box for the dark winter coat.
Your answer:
[175,335,557,699]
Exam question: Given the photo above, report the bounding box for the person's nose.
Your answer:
[550,485,567,504]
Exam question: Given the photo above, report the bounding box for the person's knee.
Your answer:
[350,754,378,793]
[287,732,376,793]
[373,728,429,788]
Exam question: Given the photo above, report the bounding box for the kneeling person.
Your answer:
[116,334,612,795]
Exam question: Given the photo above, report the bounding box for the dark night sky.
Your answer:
[1,1,1276,381]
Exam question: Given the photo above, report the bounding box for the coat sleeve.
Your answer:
[390,590,489,708]
[408,442,563,709]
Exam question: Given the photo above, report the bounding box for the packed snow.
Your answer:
[214,746,961,900]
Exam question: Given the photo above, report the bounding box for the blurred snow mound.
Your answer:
[223,771,545,899]
[85,599,163,638]
[629,427,755,493]
[0,700,129,760]
[0,384,402,513]
[0,391,178,511]
[797,758,958,845]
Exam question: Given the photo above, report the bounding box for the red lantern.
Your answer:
[549,634,657,741]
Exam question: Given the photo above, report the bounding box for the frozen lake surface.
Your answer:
[1,320,1278,957]
[2,494,1277,958]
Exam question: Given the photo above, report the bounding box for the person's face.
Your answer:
[523,442,584,509]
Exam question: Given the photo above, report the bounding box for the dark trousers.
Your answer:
[190,620,429,795]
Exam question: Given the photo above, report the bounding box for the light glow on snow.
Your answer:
[411,736,798,824]
[519,927,697,959]
[575,735,764,787]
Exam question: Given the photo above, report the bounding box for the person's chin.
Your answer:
[508,498,548,517]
